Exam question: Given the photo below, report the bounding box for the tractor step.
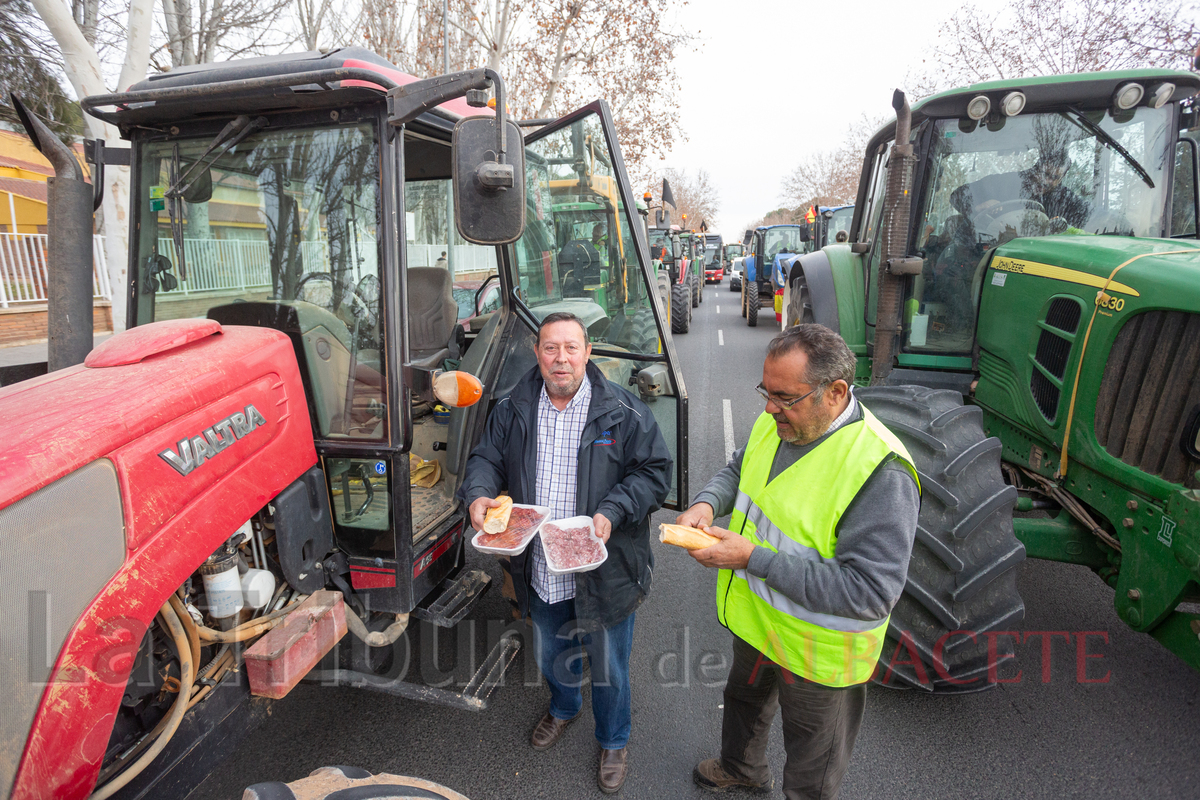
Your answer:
[305,633,522,712]
[411,568,491,628]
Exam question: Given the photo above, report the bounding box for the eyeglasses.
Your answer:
[755,382,819,409]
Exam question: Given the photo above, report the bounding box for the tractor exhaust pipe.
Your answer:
[869,89,917,386]
[11,95,94,371]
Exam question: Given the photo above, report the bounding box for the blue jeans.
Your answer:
[528,591,636,749]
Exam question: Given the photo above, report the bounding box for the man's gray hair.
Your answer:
[766,324,856,399]
[537,311,589,343]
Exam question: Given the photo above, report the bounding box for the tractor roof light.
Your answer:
[1148,82,1176,109]
[1000,91,1026,117]
[1113,82,1145,111]
[966,94,991,121]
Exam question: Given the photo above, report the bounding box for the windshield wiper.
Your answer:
[1065,106,1154,189]
[165,115,267,199]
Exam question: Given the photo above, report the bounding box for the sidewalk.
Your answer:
[0,334,113,367]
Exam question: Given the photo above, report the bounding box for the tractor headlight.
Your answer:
[1113,82,1144,111]
[1000,91,1026,117]
[966,95,991,121]
[1148,82,1175,109]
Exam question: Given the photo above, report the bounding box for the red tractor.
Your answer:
[1,47,688,799]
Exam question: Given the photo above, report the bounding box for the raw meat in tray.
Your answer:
[541,520,606,572]
[471,504,550,555]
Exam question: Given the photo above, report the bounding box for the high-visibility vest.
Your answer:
[717,405,919,687]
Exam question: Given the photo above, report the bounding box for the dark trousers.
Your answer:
[720,634,866,800]
[528,591,636,749]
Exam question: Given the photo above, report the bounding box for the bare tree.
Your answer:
[513,0,691,173]
[645,167,720,231]
[294,0,349,51]
[32,0,153,333]
[742,208,800,233]
[914,0,1198,94]
[1,0,84,142]
[352,0,694,178]
[779,113,882,210]
[156,0,294,71]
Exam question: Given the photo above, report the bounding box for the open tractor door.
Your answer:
[0,47,686,800]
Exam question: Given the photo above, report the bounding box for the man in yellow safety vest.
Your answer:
[679,323,920,799]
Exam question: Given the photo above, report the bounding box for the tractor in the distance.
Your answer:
[648,225,694,333]
[740,223,805,326]
[702,232,725,284]
[781,68,1200,690]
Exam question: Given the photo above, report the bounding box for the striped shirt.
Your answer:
[531,378,593,603]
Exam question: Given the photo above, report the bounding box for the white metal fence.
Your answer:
[0,232,498,308]
[407,243,498,274]
[0,232,111,308]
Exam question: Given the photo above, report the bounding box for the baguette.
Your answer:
[658,523,720,551]
[482,496,514,533]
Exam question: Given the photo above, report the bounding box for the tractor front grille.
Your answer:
[1030,298,1082,423]
[1095,310,1200,488]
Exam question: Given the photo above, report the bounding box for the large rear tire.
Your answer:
[782,275,815,331]
[656,272,672,323]
[857,386,1025,693]
[670,283,691,334]
[691,274,700,307]
[746,281,760,327]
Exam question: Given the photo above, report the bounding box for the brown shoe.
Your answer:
[692,758,772,793]
[530,711,579,751]
[598,746,627,794]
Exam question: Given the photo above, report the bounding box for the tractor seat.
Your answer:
[407,267,461,369]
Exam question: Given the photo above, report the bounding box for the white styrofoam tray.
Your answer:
[540,515,608,574]
[470,503,551,555]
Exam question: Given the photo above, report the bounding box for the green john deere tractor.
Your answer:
[781,69,1200,691]
[679,230,706,308]
[649,225,696,334]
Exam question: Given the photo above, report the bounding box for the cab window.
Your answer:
[132,121,386,441]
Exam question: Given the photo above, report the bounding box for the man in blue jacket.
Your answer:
[461,311,671,794]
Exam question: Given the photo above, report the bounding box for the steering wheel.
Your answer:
[972,198,1046,225]
[294,271,376,326]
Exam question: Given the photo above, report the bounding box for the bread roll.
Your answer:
[483,496,514,533]
[658,523,720,551]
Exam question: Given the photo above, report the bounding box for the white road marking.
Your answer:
[722,399,735,463]
[718,329,724,346]
[716,305,721,314]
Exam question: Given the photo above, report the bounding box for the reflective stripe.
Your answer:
[735,490,829,564]
[730,570,886,634]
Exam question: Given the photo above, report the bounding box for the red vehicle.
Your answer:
[702,234,724,284]
[1,47,689,800]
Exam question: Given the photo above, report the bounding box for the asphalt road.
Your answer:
[195,284,1200,799]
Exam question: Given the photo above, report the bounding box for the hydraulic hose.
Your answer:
[195,599,301,643]
[91,601,195,800]
[345,607,411,647]
[168,594,200,674]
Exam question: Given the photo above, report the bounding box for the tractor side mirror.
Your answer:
[181,166,213,204]
[672,240,682,260]
[452,116,526,245]
[799,227,811,243]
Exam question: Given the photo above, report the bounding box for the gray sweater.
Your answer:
[692,395,920,622]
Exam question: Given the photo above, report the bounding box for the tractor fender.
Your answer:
[785,250,840,333]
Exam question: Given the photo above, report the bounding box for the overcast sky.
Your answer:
[649,0,970,236]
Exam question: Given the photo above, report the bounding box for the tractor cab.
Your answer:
[722,241,744,274]
[852,72,1200,358]
[96,48,689,615]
